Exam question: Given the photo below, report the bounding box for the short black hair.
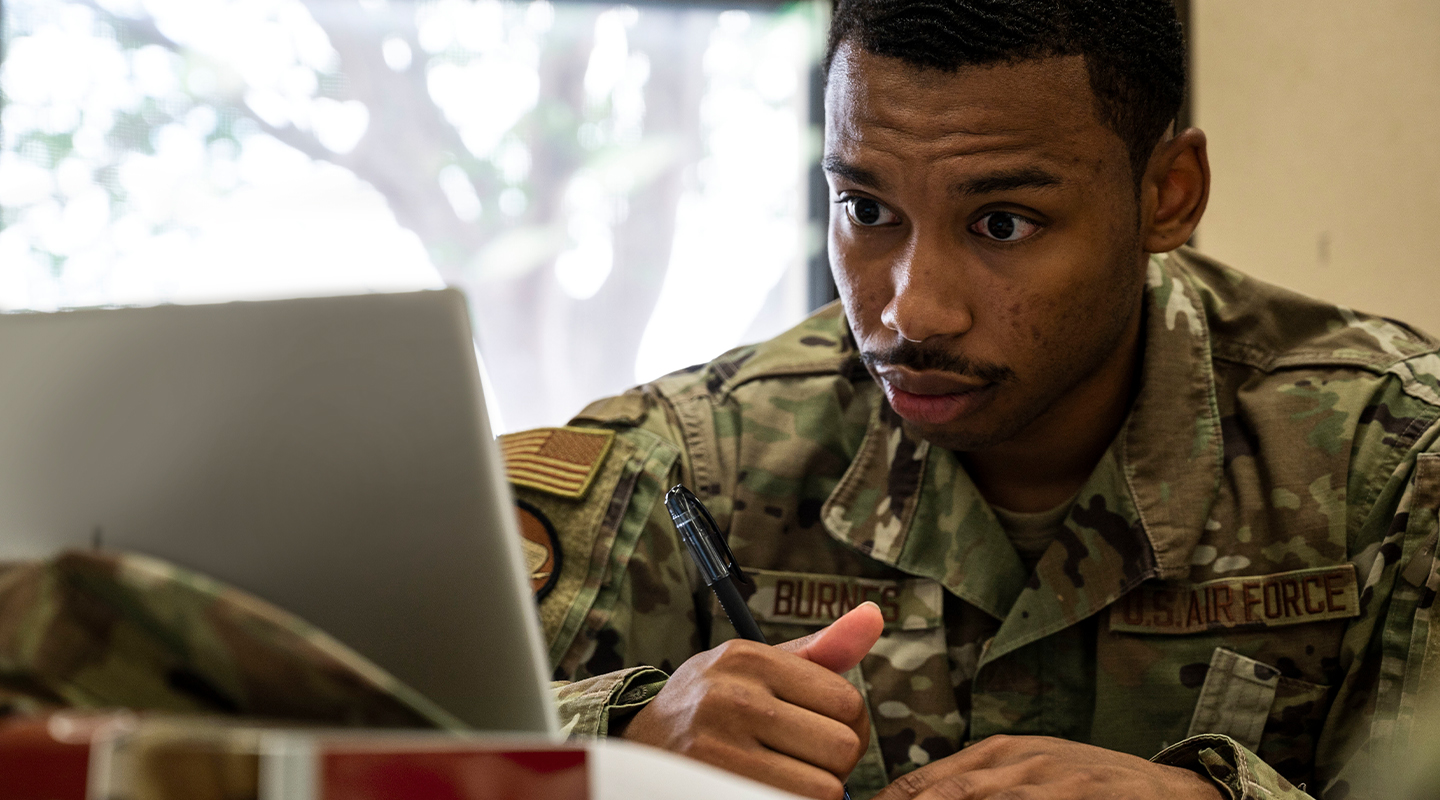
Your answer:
[825,0,1186,183]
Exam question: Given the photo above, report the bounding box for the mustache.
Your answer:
[860,341,1016,384]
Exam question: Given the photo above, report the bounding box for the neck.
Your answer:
[962,304,1145,513]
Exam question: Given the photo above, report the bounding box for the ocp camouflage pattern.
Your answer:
[0,550,459,729]
[526,248,1440,800]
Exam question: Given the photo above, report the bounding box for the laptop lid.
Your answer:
[0,289,559,736]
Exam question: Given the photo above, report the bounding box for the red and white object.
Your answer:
[0,713,802,800]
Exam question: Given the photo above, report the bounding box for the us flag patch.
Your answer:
[500,426,614,499]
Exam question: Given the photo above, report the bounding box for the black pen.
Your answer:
[665,484,766,642]
[665,484,854,800]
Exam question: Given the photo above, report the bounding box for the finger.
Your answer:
[687,735,848,800]
[709,639,868,726]
[874,761,1036,800]
[750,701,866,777]
[778,601,885,673]
[871,735,1046,800]
[767,656,869,728]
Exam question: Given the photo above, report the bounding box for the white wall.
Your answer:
[1193,0,1440,336]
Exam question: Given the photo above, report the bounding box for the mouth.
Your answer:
[874,366,999,426]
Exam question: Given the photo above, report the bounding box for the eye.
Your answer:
[840,197,899,227]
[970,212,1040,243]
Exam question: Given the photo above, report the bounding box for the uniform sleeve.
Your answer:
[1154,449,1440,799]
[510,389,713,738]
[552,666,669,737]
[1152,735,1312,799]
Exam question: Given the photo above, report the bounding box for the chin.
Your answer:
[902,398,1046,454]
[903,419,1011,453]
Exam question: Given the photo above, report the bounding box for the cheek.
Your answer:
[1006,281,1107,362]
[989,277,1056,342]
[831,255,891,331]
[1008,298,1047,345]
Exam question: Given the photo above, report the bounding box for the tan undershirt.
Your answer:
[992,498,1076,572]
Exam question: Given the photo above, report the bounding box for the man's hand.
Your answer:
[873,735,1224,800]
[620,601,886,800]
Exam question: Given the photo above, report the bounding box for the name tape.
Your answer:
[1109,564,1360,634]
[744,568,942,630]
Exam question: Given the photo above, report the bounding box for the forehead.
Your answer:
[824,45,1120,175]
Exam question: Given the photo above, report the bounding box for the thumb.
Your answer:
[776,601,885,674]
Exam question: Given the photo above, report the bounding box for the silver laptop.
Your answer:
[0,289,559,736]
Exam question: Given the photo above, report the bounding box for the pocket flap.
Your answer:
[1186,647,1281,751]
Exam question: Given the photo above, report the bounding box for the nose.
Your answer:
[879,234,974,343]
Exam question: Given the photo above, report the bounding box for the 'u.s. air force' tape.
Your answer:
[742,568,943,631]
[1109,564,1360,634]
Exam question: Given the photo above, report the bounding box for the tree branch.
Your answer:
[81,0,492,278]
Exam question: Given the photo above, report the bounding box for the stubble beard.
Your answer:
[901,250,1148,455]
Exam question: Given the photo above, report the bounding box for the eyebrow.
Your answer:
[823,155,1063,197]
[955,168,1063,196]
[822,154,889,192]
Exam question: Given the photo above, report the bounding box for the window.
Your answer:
[0,0,826,432]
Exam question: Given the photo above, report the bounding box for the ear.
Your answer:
[1140,127,1210,253]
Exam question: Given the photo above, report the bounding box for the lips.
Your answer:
[875,366,997,426]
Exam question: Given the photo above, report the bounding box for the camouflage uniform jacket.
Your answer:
[516,247,1440,800]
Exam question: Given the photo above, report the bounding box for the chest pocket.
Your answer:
[1187,647,1334,786]
[1097,565,1357,788]
[707,569,958,794]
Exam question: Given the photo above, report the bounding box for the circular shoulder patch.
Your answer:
[515,499,561,600]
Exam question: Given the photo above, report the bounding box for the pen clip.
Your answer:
[691,490,753,588]
[669,484,753,588]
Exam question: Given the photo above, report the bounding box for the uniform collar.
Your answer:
[821,253,1223,659]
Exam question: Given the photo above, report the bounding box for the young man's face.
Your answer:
[825,45,1151,454]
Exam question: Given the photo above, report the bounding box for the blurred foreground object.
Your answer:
[0,289,556,734]
[0,549,803,798]
[0,711,803,800]
[0,550,447,727]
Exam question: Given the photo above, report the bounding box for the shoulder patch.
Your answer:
[514,499,561,600]
[500,426,615,499]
